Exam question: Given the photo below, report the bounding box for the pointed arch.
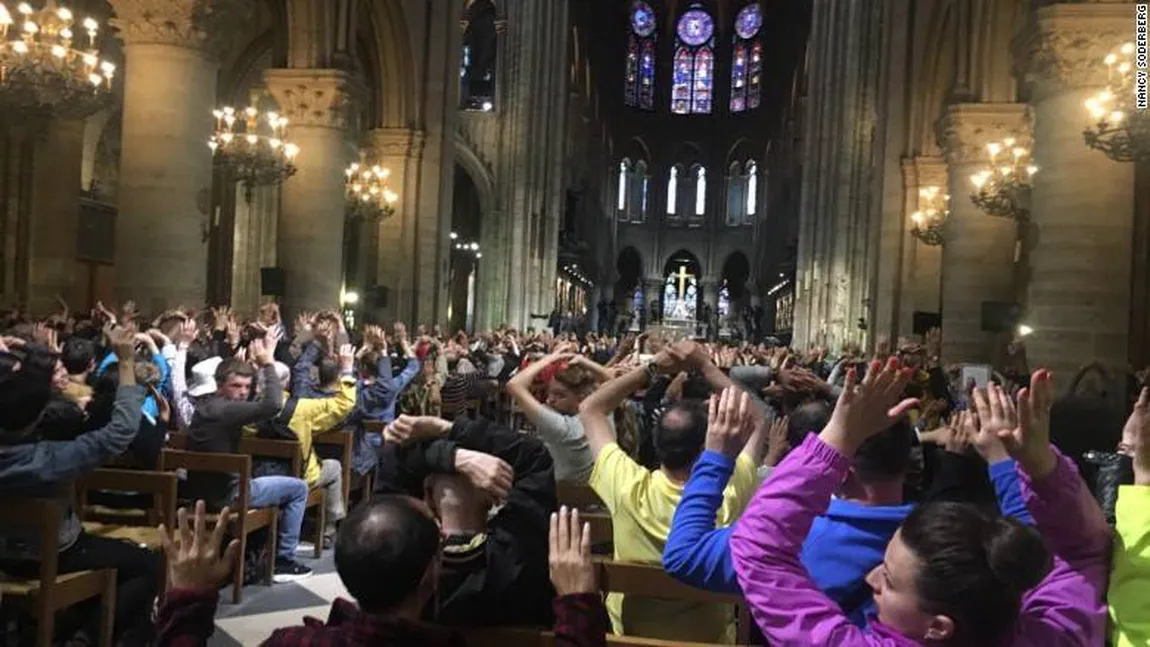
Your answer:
[360,0,416,129]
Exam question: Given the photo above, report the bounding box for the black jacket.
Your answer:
[374,417,558,628]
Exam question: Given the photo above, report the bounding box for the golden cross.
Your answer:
[676,265,692,301]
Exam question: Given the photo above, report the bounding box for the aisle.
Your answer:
[208,548,346,646]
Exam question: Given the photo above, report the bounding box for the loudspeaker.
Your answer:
[912,311,941,335]
[372,285,389,308]
[980,301,1021,333]
[260,267,285,297]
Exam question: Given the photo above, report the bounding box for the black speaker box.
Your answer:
[912,311,941,335]
[373,286,389,308]
[260,267,285,297]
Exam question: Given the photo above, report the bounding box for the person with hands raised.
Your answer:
[506,343,610,484]
[730,364,1111,647]
[1109,386,1150,647]
[347,324,422,478]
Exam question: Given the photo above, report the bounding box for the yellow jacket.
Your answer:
[1109,485,1150,647]
[285,377,357,486]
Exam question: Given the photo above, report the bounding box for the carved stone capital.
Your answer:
[366,127,427,159]
[938,103,1032,164]
[109,0,253,56]
[1013,3,1136,100]
[264,69,363,130]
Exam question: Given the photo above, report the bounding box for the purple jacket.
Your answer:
[730,434,1110,647]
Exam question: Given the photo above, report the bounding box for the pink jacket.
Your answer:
[730,434,1110,647]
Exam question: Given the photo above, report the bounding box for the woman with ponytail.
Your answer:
[730,363,1110,646]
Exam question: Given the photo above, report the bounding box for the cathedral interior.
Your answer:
[1,0,1148,377]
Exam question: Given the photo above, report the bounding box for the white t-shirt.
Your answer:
[532,406,609,484]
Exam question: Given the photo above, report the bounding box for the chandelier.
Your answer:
[910,186,947,246]
[209,106,298,197]
[1083,42,1150,162]
[969,138,1037,221]
[0,1,115,121]
[344,159,398,221]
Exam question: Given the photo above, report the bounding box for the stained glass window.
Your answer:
[460,0,497,111]
[636,160,650,220]
[625,1,657,110]
[667,165,679,215]
[671,5,714,115]
[730,3,762,113]
[745,161,758,223]
[618,159,630,213]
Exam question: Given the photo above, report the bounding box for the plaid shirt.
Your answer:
[155,588,608,647]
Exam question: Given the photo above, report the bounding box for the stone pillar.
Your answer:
[898,157,946,338]
[26,119,85,314]
[644,277,662,328]
[265,69,360,316]
[938,104,1029,364]
[1017,4,1136,381]
[109,0,251,313]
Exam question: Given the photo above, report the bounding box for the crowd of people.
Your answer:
[0,298,1147,647]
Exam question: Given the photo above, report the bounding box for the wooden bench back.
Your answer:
[0,499,63,587]
[160,448,254,513]
[76,468,178,528]
[556,483,604,510]
[239,437,304,477]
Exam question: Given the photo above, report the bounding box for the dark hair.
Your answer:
[335,496,440,612]
[854,418,913,480]
[61,338,96,374]
[680,371,713,400]
[318,357,341,386]
[215,358,255,384]
[357,350,381,376]
[0,343,57,439]
[654,400,708,470]
[899,502,1050,644]
[787,400,831,449]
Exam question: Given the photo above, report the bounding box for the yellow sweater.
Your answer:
[285,377,358,486]
[1109,485,1150,647]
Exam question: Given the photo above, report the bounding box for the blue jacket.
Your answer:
[663,451,1034,626]
[349,354,420,475]
[98,352,169,423]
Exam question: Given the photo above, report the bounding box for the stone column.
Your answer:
[644,277,663,328]
[109,0,251,313]
[26,119,84,314]
[265,69,360,316]
[938,104,1029,364]
[1017,4,1136,380]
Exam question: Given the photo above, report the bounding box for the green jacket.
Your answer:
[1110,485,1150,647]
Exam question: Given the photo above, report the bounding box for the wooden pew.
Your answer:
[0,499,117,647]
[76,468,178,592]
[556,483,604,510]
[160,446,277,604]
[238,436,327,558]
[314,428,355,508]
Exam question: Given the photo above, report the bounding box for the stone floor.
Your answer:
[208,545,346,646]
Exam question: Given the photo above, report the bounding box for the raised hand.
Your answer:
[454,449,514,500]
[704,386,757,458]
[549,506,595,596]
[763,415,790,467]
[109,327,137,361]
[968,386,1013,464]
[338,343,356,373]
[176,319,198,349]
[160,501,241,593]
[820,358,919,456]
[249,337,273,366]
[998,369,1057,480]
[384,415,452,445]
[32,323,60,354]
[1121,387,1149,485]
[943,412,973,456]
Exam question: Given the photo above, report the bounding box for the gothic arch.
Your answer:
[909,0,956,154]
[453,134,495,218]
[360,0,416,129]
[725,137,755,165]
[625,136,652,164]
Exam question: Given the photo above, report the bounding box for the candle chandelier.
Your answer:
[969,137,1037,221]
[1083,42,1150,163]
[344,159,398,221]
[210,106,298,197]
[0,1,115,121]
[910,186,948,247]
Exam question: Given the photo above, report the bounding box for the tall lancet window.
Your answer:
[460,0,498,111]
[671,5,715,114]
[666,165,680,216]
[730,3,763,113]
[625,1,657,110]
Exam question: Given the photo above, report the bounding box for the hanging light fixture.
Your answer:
[0,1,115,121]
[209,105,299,197]
[1083,42,1150,162]
[344,156,398,221]
[910,185,947,246]
[969,137,1037,221]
